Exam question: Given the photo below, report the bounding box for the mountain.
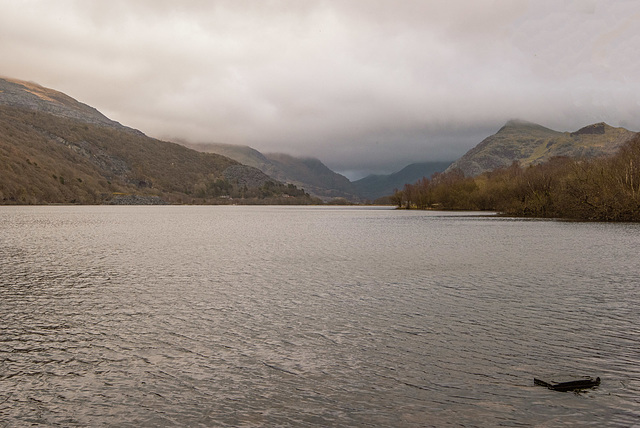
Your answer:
[447,119,637,177]
[186,141,455,201]
[183,142,360,201]
[183,142,273,173]
[0,77,315,205]
[0,77,134,131]
[264,153,359,201]
[353,161,451,200]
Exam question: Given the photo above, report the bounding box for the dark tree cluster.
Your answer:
[393,135,640,221]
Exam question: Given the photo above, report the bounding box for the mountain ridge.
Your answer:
[447,119,637,177]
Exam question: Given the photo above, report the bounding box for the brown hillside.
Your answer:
[0,78,315,205]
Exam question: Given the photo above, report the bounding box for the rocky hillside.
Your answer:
[0,77,133,131]
[183,142,360,201]
[0,77,315,205]
[447,119,637,176]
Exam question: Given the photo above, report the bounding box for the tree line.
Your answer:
[392,134,640,221]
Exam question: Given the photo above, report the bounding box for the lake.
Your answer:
[1,206,639,427]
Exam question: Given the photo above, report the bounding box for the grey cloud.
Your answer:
[1,0,638,177]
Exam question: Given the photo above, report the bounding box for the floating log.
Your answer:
[534,375,600,391]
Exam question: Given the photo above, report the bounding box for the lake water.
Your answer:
[1,206,639,427]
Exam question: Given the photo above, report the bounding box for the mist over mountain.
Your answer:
[183,142,359,201]
[447,119,637,177]
[4,77,637,206]
[183,142,453,202]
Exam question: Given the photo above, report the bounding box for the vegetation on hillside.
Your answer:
[182,141,360,201]
[392,135,640,221]
[0,107,318,205]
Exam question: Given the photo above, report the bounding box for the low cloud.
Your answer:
[1,0,638,177]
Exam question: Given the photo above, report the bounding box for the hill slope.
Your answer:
[0,77,134,131]
[0,78,314,205]
[264,153,359,200]
[447,119,637,176]
[183,142,359,201]
[353,161,451,200]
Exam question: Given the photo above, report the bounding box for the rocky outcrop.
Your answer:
[570,122,606,136]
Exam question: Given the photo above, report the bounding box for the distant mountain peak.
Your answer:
[498,119,557,134]
[503,118,539,127]
[352,161,451,200]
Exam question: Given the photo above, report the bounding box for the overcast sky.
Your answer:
[1,0,639,178]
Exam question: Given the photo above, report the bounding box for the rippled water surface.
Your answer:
[1,206,639,427]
